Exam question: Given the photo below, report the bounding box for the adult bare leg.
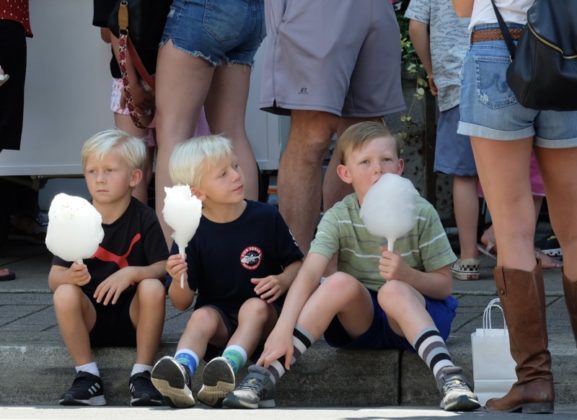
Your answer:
[204,64,259,201]
[278,110,339,253]
[155,41,214,245]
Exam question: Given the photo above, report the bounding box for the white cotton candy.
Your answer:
[163,185,202,253]
[162,185,202,288]
[359,173,419,252]
[45,193,104,262]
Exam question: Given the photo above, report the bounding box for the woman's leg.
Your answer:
[154,41,214,244]
[204,64,259,201]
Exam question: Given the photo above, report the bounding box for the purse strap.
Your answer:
[116,0,154,129]
[490,0,517,60]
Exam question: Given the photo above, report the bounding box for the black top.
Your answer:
[170,201,304,312]
[53,198,169,298]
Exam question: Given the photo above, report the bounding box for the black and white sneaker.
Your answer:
[197,357,236,407]
[59,371,106,406]
[151,356,195,408]
[129,371,164,406]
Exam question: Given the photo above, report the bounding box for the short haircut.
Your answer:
[335,121,401,164]
[169,135,234,188]
[81,129,146,170]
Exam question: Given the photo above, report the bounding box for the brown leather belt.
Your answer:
[471,27,523,43]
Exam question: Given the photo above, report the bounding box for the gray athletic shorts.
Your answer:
[260,0,406,117]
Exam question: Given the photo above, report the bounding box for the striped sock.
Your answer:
[222,344,248,373]
[412,327,454,380]
[175,349,200,376]
[266,324,315,384]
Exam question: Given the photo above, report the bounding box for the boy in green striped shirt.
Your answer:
[224,121,479,412]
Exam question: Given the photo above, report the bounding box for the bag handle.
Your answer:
[482,297,508,331]
[490,0,517,60]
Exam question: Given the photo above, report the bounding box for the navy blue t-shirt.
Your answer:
[170,200,303,312]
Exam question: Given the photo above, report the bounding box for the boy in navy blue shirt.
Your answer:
[151,135,303,408]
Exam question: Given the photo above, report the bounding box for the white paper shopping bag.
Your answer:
[471,297,517,405]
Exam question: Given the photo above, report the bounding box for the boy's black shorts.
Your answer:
[88,291,136,347]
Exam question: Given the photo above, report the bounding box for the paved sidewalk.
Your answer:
[1,238,576,409]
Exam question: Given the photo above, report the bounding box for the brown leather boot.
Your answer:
[563,273,577,345]
[485,264,554,413]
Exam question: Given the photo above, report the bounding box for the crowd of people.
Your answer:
[2,0,576,415]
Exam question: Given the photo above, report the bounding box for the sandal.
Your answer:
[477,243,497,260]
[535,249,563,270]
[451,258,480,281]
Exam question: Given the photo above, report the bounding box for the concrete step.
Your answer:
[1,333,576,407]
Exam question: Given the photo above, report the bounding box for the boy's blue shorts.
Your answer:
[323,289,458,352]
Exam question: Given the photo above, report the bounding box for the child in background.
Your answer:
[48,130,168,406]
[151,135,303,408]
[224,122,479,412]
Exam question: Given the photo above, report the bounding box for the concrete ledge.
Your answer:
[1,335,576,407]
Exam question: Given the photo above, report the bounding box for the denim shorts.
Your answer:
[161,0,265,66]
[458,24,577,148]
[435,106,477,177]
[323,289,457,352]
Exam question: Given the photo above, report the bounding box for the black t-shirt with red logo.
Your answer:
[52,197,169,300]
[172,200,303,312]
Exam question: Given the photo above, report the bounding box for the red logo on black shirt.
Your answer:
[240,246,262,270]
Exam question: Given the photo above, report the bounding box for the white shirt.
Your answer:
[469,0,533,30]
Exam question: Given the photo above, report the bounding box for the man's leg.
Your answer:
[277,110,339,253]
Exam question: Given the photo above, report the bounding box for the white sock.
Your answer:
[131,363,152,376]
[75,362,100,377]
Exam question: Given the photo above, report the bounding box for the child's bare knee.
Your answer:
[239,298,270,322]
[136,278,165,303]
[53,283,83,309]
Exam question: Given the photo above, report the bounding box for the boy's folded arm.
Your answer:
[167,273,195,311]
[403,265,453,300]
[128,260,167,284]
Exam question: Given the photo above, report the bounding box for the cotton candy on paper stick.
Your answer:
[163,185,202,288]
[45,193,104,263]
[359,173,419,252]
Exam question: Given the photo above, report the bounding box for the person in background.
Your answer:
[258,0,406,254]
[0,0,33,281]
[154,0,265,245]
[406,0,481,281]
[453,0,577,413]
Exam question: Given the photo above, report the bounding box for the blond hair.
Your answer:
[169,135,234,188]
[335,121,400,164]
[81,129,146,170]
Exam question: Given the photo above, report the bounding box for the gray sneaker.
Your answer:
[197,357,235,407]
[151,356,195,408]
[222,365,276,409]
[437,366,480,411]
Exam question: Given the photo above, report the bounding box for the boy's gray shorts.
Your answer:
[260,0,406,118]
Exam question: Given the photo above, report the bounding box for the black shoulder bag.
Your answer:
[491,0,577,111]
